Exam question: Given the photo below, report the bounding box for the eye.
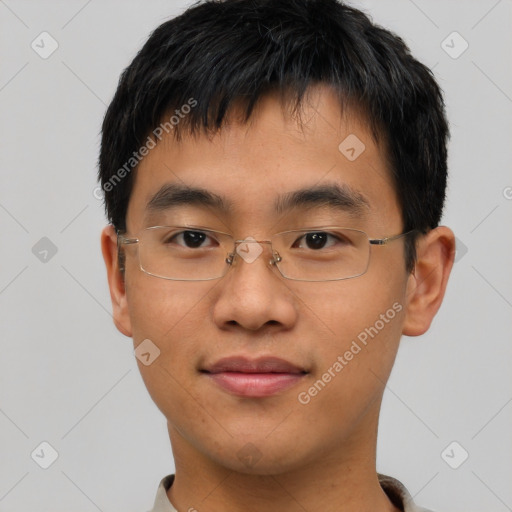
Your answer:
[167,230,216,249]
[295,232,333,250]
[293,231,348,250]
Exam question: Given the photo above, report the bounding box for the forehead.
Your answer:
[126,85,401,233]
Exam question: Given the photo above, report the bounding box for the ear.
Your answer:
[101,225,133,337]
[402,226,456,336]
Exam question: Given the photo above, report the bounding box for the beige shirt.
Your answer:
[148,474,434,512]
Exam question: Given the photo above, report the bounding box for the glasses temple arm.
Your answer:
[368,229,418,246]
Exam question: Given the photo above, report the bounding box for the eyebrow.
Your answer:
[146,183,232,215]
[274,183,370,216]
[145,182,370,217]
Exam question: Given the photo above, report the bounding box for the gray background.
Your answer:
[1,0,511,511]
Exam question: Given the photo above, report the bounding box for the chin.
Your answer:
[204,436,316,476]
[215,453,301,476]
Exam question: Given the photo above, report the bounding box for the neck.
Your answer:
[166,414,400,512]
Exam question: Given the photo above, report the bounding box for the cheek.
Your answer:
[294,272,405,347]
[125,275,219,423]
[294,276,405,409]
[125,271,214,342]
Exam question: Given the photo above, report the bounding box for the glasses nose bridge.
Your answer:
[233,238,272,246]
[229,237,279,267]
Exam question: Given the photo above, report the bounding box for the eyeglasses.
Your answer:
[117,226,414,282]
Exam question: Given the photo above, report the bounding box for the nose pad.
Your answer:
[272,251,282,265]
[226,253,280,267]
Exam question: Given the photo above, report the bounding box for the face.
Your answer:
[107,85,415,474]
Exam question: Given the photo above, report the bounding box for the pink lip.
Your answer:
[202,356,307,398]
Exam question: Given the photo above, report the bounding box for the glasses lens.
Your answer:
[272,228,370,281]
[133,226,371,282]
[138,226,232,280]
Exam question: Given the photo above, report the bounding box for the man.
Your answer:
[99,0,455,510]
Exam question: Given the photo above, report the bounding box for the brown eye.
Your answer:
[182,231,207,248]
[167,230,213,248]
[294,232,339,250]
[304,232,328,250]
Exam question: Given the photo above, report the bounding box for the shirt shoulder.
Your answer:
[147,475,177,512]
[378,474,436,512]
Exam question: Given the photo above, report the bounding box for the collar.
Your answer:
[148,473,434,512]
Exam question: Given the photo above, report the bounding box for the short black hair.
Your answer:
[98,0,449,273]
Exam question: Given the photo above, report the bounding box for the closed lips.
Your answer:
[202,356,307,374]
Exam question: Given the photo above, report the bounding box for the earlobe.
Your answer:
[402,226,456,337]
[101,225,133,337]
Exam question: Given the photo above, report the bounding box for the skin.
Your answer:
[102,85,455,512]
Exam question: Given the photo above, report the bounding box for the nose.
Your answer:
[212,239,298,332]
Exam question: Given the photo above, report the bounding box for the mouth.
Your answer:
[201,356,308,398]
